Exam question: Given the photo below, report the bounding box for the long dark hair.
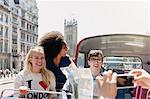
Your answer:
[38,31,65,60]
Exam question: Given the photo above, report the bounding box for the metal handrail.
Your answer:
[0,89,73,98]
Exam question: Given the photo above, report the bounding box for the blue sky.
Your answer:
[37,0,149,42]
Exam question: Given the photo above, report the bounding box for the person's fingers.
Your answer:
[107,70,113,81]
[96,75,103,86]
[129,69,139,73]
[134,75,144,82]
[109,72,117,98]
[102,71,108,83]
[129,69,142,76]
[135,81,143,86]
[111,72,117,83]
[96,75,103,81]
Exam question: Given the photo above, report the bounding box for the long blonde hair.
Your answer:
[23,46,55,89]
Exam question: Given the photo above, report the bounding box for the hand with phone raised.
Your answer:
[129,69,150,89]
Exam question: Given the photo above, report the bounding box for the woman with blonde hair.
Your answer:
[14,46,56,99]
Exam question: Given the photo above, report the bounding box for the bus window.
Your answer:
[103,56,142,72]
[77,53,85,68]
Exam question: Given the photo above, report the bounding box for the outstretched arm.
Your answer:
[130,69,150,89]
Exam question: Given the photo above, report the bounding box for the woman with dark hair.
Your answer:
[38,31,76,92]
[38,32,118,98]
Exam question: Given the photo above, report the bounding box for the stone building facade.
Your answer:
[0,0,38,71]
[64,19,78,59]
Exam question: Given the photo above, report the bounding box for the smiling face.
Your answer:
[88,56,103,68]
[88,56,103,77]
[88,50,104,76]
[88,56,103,74]
[30,50,45,73]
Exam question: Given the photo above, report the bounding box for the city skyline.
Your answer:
[37,0,149,42]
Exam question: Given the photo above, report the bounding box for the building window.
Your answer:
[14,0,20,5]
[35,37,37,43]
[0,59,2,69]
[30,25,32,32]
[12,46,17,56]
[4,59,8,69]
[0,26,3,36]
[33,26,35,33]
[67,34,72,41]
[5,14,8,23]
[21,20,25,28]
[0,12,3,22]
[4,0,9,6]
[21,32,25,41]
[12,35,17,44]
[5,27,8,37]
[21,43,25,53]
[30,36,32,43]
[12,7,19,15]
[12,17,18,25]
[4,41,8,53]
[33,37,35,43]
[12,26,17,33]
[36,27,38,33]
[27,24,31,32]
[0,42,3,52]
[27,46,30,53]
[21,9,25,17]
[27,35,29,42]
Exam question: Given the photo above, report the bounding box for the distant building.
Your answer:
[0,0,38,71]
[64,19,78,59]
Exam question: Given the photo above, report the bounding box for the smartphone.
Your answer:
[117,74,135,89]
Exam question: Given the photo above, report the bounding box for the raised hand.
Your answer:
[96,70,117,99]
[130,69,150,89]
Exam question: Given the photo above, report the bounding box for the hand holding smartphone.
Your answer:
[117,74,135,89]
